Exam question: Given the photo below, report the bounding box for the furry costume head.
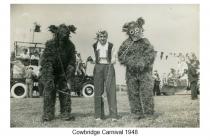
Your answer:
[48,24,77,41]
[122,17,145,41]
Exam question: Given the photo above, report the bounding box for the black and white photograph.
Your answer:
[1,0,210,139]
[9,4,201,128]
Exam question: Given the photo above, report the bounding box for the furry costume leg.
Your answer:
[139,72,154,115]
[39,60,56,121]
[126,71,154,116]
[57,77,72,116]
[42,80,56,121]
[126,73,142,115]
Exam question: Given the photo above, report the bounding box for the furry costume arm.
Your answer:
[118,38,155,71]
[39,40,56,83]
[118,39,145,70]
[118,39,131,65]
[66,41,76,81]
[141,38,156,68]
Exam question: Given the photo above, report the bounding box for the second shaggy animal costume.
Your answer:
[118,17,156,119]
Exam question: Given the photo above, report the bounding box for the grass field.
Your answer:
[10,91,199,128]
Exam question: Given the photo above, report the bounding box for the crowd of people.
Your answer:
[152,53,200,99]
[16,48,42,97]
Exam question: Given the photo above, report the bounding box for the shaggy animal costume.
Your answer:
[39,24,76,121]
[118,17,156,118]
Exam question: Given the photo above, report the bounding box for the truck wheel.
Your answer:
[81,83,94,97]
[11,83,27,98]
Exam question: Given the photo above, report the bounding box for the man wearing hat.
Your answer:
[153,70,161,96]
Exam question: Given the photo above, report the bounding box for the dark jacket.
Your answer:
[93,42,113,64]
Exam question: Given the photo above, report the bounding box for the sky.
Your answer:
[11,4,199,84]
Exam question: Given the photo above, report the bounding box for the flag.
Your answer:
[160,52,164,60]
[166,55,168,60]
[34,23,41,32]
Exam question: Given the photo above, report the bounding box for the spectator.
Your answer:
[153,70,161,96]
[162,72,167,85]
[25,66,36,98]
[186,53,199,100]
[75,52,85,76]
[179,69,189,87]
[31,51,40,60]
[20,49,30,59]
[31,51,40,66]
[167,68,177,86]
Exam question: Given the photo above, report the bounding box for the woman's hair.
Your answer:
[96,30,108,40]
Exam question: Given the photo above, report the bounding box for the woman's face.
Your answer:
[98,34,108,45]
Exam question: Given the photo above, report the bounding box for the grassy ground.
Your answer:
[10,91,199,128]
